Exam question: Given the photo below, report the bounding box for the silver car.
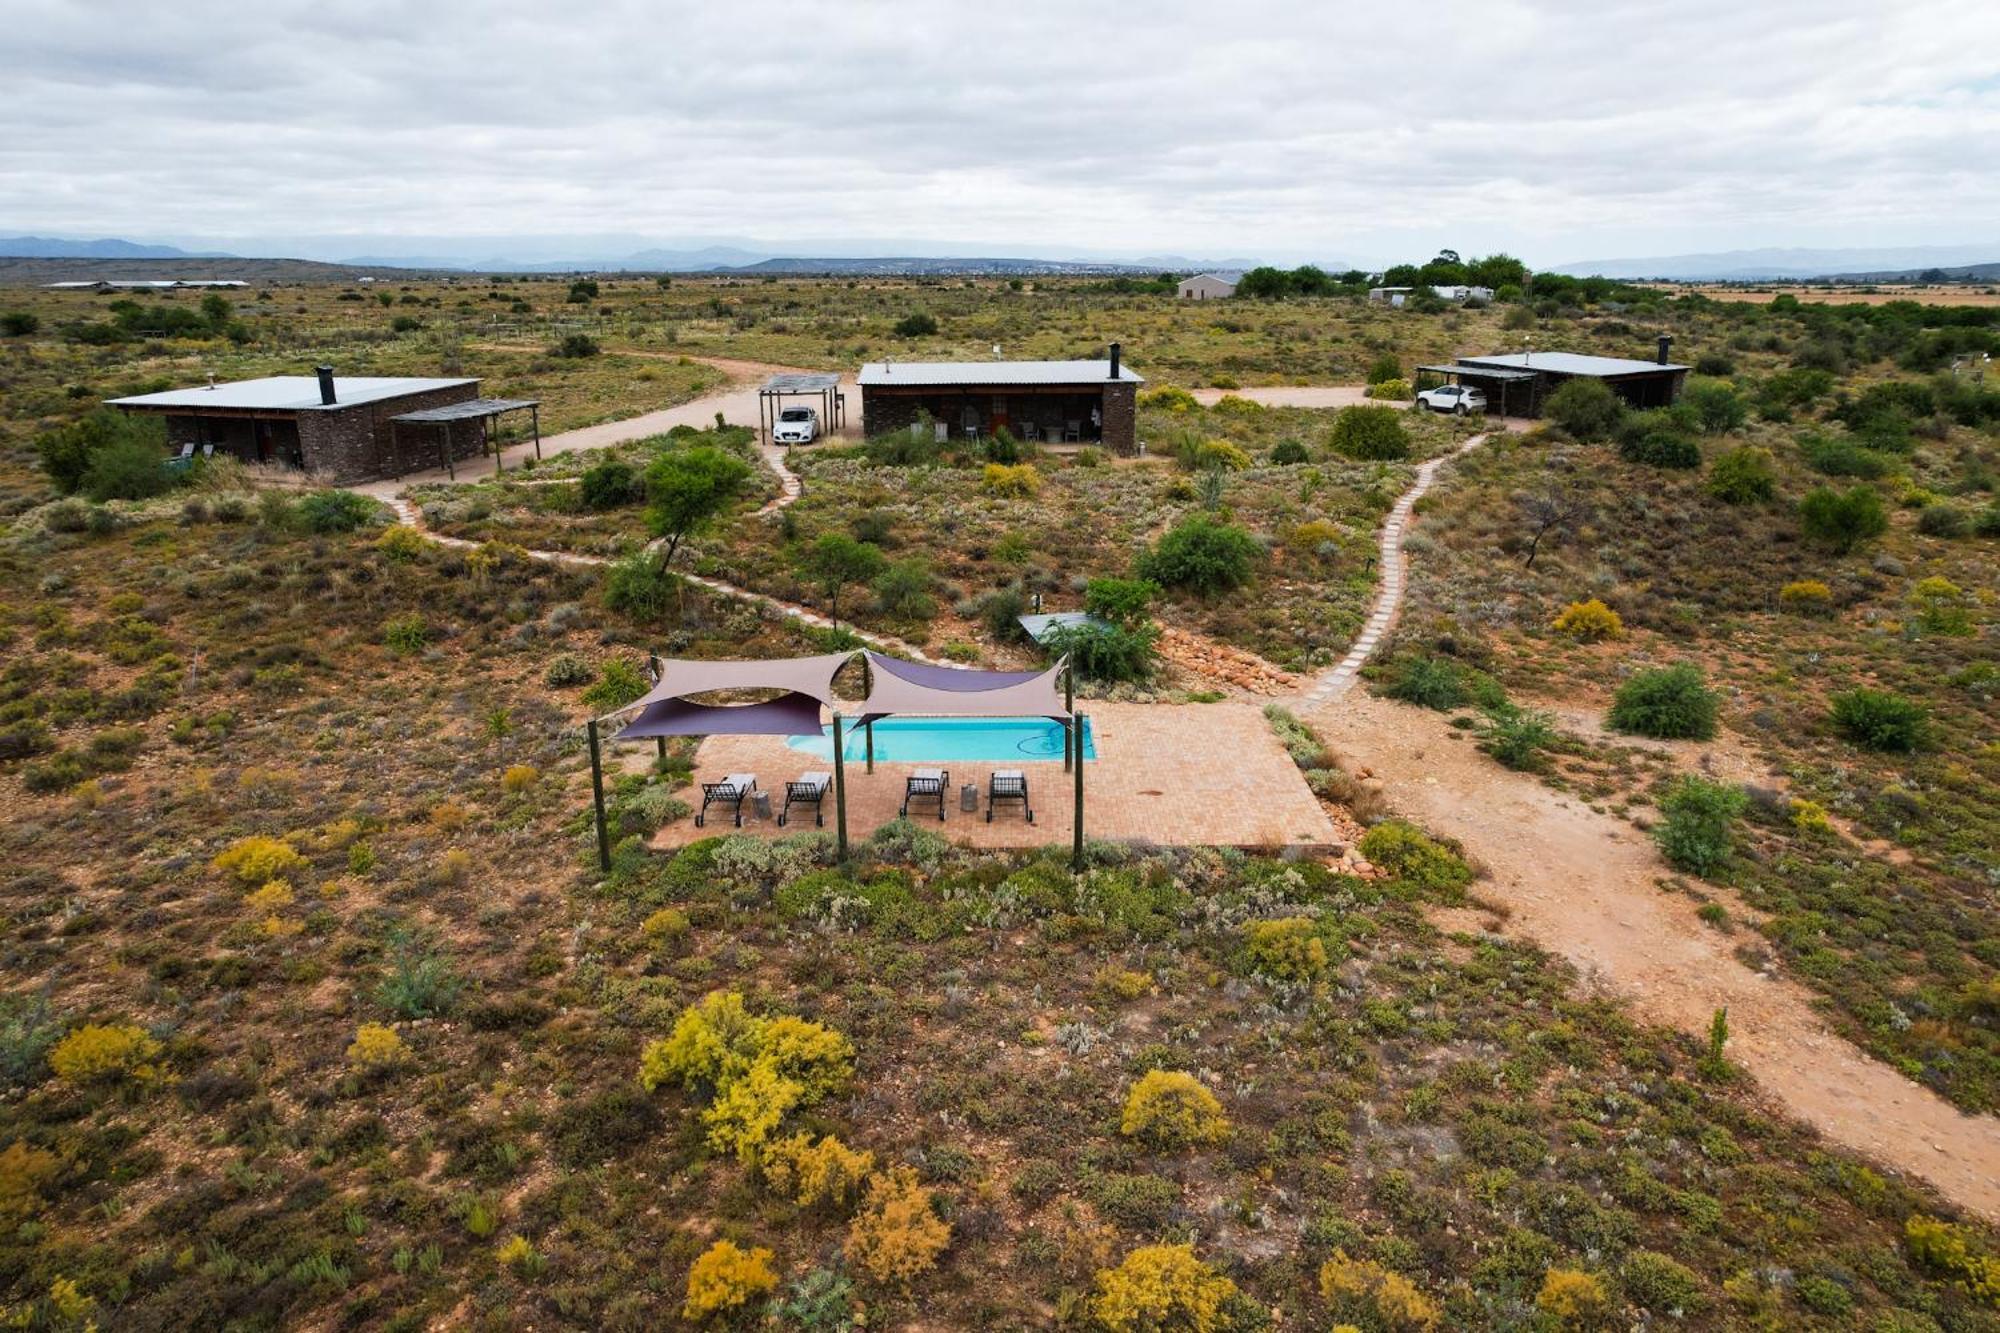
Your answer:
[772,406,819,444]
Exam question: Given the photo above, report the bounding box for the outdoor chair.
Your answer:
[779,772,831,827]
[696,773,758,827]
[1063,419,1082,442]
[987,769,1032,823]
[901,767,950,822]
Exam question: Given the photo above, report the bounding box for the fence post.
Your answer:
[587,719,611,873]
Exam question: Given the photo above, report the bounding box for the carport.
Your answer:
[757,373,844,445]
[390,397,540,479]
[1414,363,1537,417]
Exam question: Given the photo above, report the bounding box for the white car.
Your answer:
[772,406,819,445]
[1416,383,1487,416]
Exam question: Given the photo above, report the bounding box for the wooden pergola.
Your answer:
[390,397,541,479]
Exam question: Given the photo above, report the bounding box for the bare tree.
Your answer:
[1516,478,1590,570]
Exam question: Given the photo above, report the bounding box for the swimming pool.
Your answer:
[786,716,1095,764]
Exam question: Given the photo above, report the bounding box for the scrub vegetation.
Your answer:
[0,271,1996,1328]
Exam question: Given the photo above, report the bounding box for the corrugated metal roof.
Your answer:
[1416,363,1538,382]
[1018,612,1112,643]
[760,372,841,392]
[1456,352,1690,376]
[392,397,538,423]
[857,359,1143,387]
[107,375,479,412]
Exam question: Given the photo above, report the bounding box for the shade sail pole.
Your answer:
[861,656,874,773]
[588,719,611,873]
[1071,711,1085,872]
[831,712,849,862]
[1064,661,1075,772]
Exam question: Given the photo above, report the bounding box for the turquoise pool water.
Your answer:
[786,716,1095,764]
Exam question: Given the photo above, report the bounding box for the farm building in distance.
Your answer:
[1177,271,1242,300]
[1416,338,1691,416]
[857,345,1143,452]
[105,367,537,482]
[45,278,248,290]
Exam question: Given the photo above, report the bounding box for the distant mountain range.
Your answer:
[0,234,235,260]
[1553,244,2000,282]
[0,232,1264,277]
[1824,260,2000,283]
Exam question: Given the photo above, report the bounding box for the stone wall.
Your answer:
[296,383,484,482]
[1102,381,1137,455]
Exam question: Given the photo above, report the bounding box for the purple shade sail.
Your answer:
[614,691,825,741]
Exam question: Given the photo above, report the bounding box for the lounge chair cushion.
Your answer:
[795,771,830,793]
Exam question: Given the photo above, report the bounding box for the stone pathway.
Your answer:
[1296,433,1489,710]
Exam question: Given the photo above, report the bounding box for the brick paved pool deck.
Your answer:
[645,701,1338,853]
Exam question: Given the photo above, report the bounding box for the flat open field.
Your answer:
[1652,281,2000,306]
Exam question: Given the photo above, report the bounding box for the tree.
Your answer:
[1328,405,1410,460]
[199,292,233,329]
[1799,485,1888,553]
[1233,266,1293,299]
[36,409,164,495]
[872,557,936,623]
[1137,516,1259,596]
[800,533,886,623]
[1516,477,1591,569]
[643,447,752,568]
[1544,378,1626,442]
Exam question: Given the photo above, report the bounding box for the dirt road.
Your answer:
[1307,690,2000,1221]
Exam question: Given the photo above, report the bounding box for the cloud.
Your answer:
[3,0,1997,263]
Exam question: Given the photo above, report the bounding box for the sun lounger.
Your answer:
[779,772,831,827]
[696,773,757,827]
[987,769,1032,823]
[901,767,949,822]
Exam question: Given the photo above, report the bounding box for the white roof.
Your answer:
[1457,352,1690,376]
[107,375,478,412]
[857,359,1143,386]
[45,278,248,289]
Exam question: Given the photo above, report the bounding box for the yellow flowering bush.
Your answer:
[1090,1243,1238,1333]
[1320,1250,1441,1330]
[211,835,306,885]
[1778,579,1833,614]
[1536,1267,1611,1323]
[845,1166,950,1284]
[1791,799,1833,835]
[1551,598,1625,642]
[49,1024,162,1086]
[762,1133,875,1210]
[347,1023,409,1071]
[682,1239,777,1320]
[1244,917,1328,981]
[500,763,539,793]
[1907,1214,2000,1307]
[981,463,1042,497]
[638,993,853,1161]
[641,907,690,945]
[1120,1070,1230,1150]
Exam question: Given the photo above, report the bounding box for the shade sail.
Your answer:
[857,651,1069,723]
[614,691,824,741]
[621,651,855,715]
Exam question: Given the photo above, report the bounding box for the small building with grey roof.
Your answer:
[105,366,510,482]
[1415,337,1690,416]
[1177,272,1242,300]
[856,344,1143,452]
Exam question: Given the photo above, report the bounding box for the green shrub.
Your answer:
[1084,577,1158,625]
[376,933,463,1019]
[1244,917,1328,981]
[1042,621,1157,683]
[1802,434,1893,479]
[1383,655,1504,711]
[81,437,176,503]
[1365,352,1403,384]
[872,558,936,623]
[297,490,379,533]
[553,333,599,358]
[1364,377,1411,401]
[1608,664,1718,740]
[1800,485,1888,553]
[1478,704,1556,771]
[1137,516,1259,596]
[579,459,640,510]
[1707,446,1776,503]
[1358,822,1472,895]
[893,312,937,337]
[1829,688,1929,752]
[36,409,164,495]
[1683,378,1747,433]
[1653,776,1745,876]
[382,614,430,655]
[603,550,676,623]
[1119,1070,1230,1149]
[1270,438,1310,464]
[544,652,594,687]
[582,659,648,710]
[1617,420,1701,469]
[1621,1249,1705,1314]
[1917,503,1972,538]
[1,311,39,337]
[1544,378,1625,442]
[1328,405,1410,460]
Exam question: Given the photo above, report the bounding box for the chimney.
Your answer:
[1108,342,1122,381]
[316,365,336,405]
[1655,335,1672,365]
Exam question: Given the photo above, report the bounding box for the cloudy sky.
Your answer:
[5,0,1998,266]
